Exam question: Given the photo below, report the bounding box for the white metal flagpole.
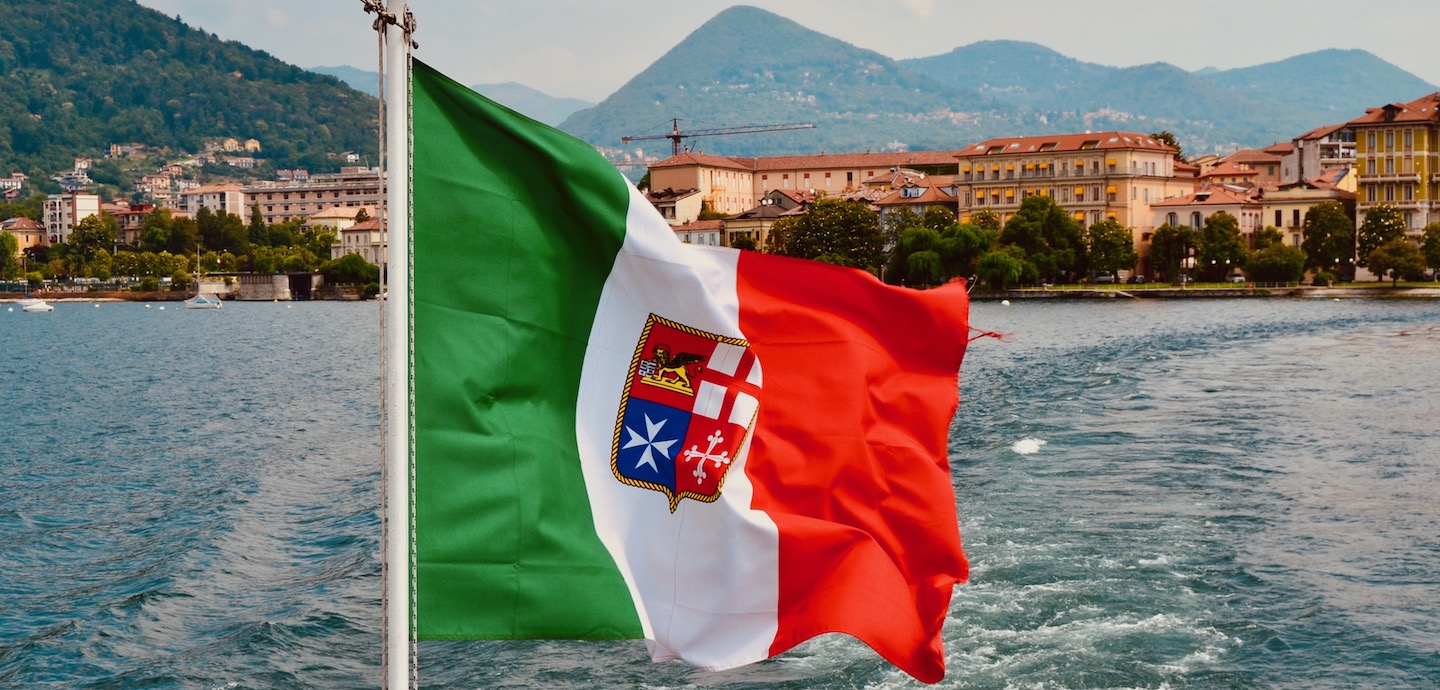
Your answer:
[378,2,414,688]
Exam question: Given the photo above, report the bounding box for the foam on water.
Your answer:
[4,299,1440,688]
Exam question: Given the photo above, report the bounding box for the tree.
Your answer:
[1150,130,1185,162]
[975,247,1030,290]
[1301,200,1354,276]
[998,195,1084,282]
[1196,212,1248,281]
[248,204,271,247]
[1245,245,1306,283]
[1148,223,1197,283]
[1367,237,1426,286]
[1419,223,1440,280]
[1086,218,1138,280]
[1253,226,1285,251]
[971,210,1001,235]
[0,231,19,281]
[730,235,757,251]
[1356,204,1406,275]
[765,198,884,272]
[319,252,380,285]
[67,214,119,265]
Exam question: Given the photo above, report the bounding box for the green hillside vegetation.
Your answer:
[0,0,378,179]
[901,40,1114,97]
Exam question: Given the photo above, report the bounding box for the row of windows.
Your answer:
[1365,184,1425,202]
[1363,128,1433,153]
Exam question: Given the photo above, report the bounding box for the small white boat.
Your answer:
[20,299,54,313]
[185,294,223,309]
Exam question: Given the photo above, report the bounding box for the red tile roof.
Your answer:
[955,131,1174,159]
[673,220,725,232]
[1295,122,1349,141]
[1151,186,1258,208]
[1346,93,1440,126]
[649,152,753,171]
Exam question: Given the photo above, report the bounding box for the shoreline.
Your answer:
[970,285,1440,301]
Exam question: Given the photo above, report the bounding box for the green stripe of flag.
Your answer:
[411,59,642,639]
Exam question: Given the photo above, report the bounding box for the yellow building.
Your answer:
[953,132,1194,275]
[1347,92,1440,235]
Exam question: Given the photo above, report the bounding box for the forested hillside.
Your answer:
[0,0,378,178]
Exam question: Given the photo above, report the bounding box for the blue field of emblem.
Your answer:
[616,397,691,492]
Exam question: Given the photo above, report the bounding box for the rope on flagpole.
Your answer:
[365,3,416,689]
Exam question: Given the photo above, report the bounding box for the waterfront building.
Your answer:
[952,131,1194,276]
[1,217,44,256]
[180,182,246,217]
[723,188,814,249]
[873,175,960,225]
[645,187,704,225]
[672,219,725,246]
[1347,92,1440,236]
[644,151,964,219]
[243,167,383,226]
[334,217,386,267]
[1256,170,1356,250]
[41,191,101,245]
[646,153,755,217]
[1289,123,1356,185]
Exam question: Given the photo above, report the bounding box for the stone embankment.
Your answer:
[971,286,1440,300]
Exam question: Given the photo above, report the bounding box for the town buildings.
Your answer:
[1347,92,1440,236]
[244,167,383,226]
[41,191,101,245]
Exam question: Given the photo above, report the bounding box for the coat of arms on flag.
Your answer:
[612,314,762,512]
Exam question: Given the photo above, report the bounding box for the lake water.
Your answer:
[3,297,1438,689]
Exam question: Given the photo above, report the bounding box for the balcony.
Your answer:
[1358,172,1422,184]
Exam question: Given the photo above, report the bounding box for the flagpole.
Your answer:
[378,2,415,688]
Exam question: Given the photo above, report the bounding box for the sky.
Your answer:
[134,0,1440,103]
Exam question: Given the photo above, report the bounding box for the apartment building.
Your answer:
[647,153,755,217]
[952,131,1192,247]
[180,183,246,217]
[1347,92,1440,235]
[1289,123,1356,185]
[41,191,101,245]
[244,167,383,226]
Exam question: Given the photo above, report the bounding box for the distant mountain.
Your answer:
[562,7,1438,159]
[471,83,593,127]
[311,65,381,96]
[1196,49,1436,118]
[560,5,999,158]
[0,0,378,178]
[901,40,1115,100]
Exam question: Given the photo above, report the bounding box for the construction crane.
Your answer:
[622,119,816,157]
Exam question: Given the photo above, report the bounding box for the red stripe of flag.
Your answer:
[734,251,971,684]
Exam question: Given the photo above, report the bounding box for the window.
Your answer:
[1292,209,1301,227]
[1405,130,1413,150]
[1275,210,1283,227]
[1386,131,1394,150]
[1386,158,1395,174]
[1367,132,1376,151]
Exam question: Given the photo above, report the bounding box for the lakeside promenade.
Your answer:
[971,284,1440,300]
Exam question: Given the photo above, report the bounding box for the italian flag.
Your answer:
[408,59,971,683]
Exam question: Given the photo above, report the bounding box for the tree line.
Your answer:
[0,205,379,295]
[762,197,1440,288]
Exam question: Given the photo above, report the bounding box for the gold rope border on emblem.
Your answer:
[610,313,753,513]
